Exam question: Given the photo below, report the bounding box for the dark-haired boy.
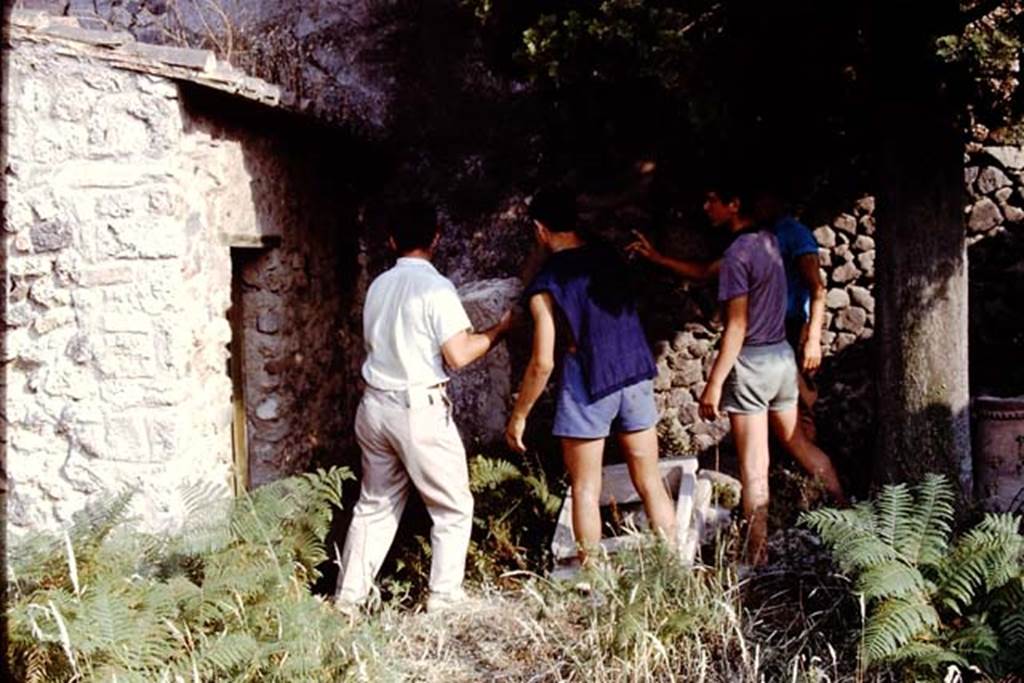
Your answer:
[696,187,844,564]
[336,201,512,613]
[506,187,677,562]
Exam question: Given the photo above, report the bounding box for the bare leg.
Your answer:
[795,371,819,443]
[730,412,771,566]
[562,437,606,563]
[769,408,847,505]
[618,427,677,544]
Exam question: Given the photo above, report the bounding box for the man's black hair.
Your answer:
[388,200,439,253]
[706,173,758,219]
[528,186,577,233]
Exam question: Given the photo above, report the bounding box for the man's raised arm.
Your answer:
[441,310,513,370]
[626,230,720,281]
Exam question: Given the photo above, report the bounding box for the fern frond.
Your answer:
[195,632,259,676]
[885,641,965,670]
[875,481,914,551]
[857,560,928,601]
[179,480,231,521]
[862,597,941,664]
[470,456,522,492]
[524,474,563,516]
[900,474,955,567]
[939,513,1023,613]
[801,506,899,572]
[946,618,1000,663]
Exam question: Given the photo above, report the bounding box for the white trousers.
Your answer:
[336,385,474,602]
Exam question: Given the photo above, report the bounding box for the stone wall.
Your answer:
[3,36,366,533]
[4,40,235,532]
[965,145,1024,397]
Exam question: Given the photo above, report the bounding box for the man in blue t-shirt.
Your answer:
[505,186,676,563]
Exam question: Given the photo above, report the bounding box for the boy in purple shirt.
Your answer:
[698,185,845,565]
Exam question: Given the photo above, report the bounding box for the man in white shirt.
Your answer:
[336,201,511,613]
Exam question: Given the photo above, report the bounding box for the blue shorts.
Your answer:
[552,354,659,439]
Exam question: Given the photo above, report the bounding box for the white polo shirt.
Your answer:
[361,257,472,391]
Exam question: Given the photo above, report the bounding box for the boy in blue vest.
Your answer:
[505,187,676,562]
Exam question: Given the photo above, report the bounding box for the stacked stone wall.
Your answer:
[965,145,1024,396]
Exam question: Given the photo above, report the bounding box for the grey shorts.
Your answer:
[721,341,799,414]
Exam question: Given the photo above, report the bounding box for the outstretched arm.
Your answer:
[699,295,748,420]
[626,230,721,281]
[441,310,513,370]
[505,293,557,453]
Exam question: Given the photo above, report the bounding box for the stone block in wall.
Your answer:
[813,225,836,248]
[853,235,875,252]
[853,196,876,215]
[966,166,980,196]
[977,166,1012,195]
[835,307,868,336]
[849,286,874,313]
[858,215,876,235]
[984,145,1024,170]
[29,277,72,308]
[97,217,186,259]
[832,262,861,284]
[832,213,857,236]
[41,364,95,400]
[826,289,850,309]
[99,380,187,410]
[834,332,857,353]
[857,251,875,279]
[95,332,157,378]
[968,197,1003,234]
[30,219,73,252]
[655,360,672,391]
[33,308,75,336]
[671,359,703,388]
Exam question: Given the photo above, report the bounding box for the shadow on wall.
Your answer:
[969,223,1024,397]
[176,84,380,489]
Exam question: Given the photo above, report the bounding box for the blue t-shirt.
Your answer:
[771,216,819,323]
[718,230,788,346]
[524,244,656,401]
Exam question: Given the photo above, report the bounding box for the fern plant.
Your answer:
[800,474,1024,678]
[6,467,358,682]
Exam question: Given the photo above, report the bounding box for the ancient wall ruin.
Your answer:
[4,38,235,532]
[3,20,365,533]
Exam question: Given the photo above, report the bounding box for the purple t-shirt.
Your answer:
[718,230,787,346]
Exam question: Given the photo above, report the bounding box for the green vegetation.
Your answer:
[6,468,359,682]
[9,465,1022,681]
[802,474,1024,678]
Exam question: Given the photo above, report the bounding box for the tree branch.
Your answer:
[958,0,1010,29]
